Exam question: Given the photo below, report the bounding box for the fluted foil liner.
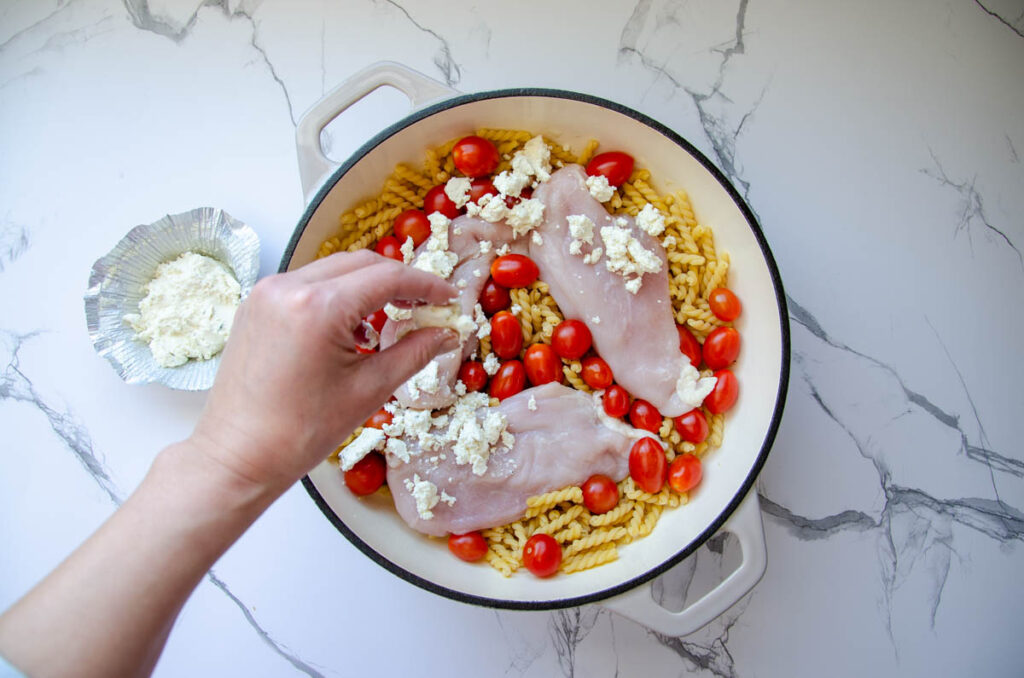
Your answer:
[84,207,260,391]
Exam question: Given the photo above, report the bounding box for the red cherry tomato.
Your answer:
[490,311,523,359]
[629,399,663,433]
[581,474,620,514]
[490,254,539,288]
[524,343,563,386]
[702,327,741,370]
[469,177,497,204]
[458,361,488,392]
[551,319,593,360]
[522,533,562,577]
[363,408,393,429]
[344,453,386,496]
[393,209,432,248]
[365,309,387,334]
[704,369,739,414]
[355,345,376,355]
[581,356,613,390]
[708,288,742,322]
[452,135,500,177]
[489,360,526,401]
[673,409,709,444]
[479,277,511,315]
[423,185,460,219]
[602,385,631,418]
[668,454,703,493]
[585,151,635,188]
[448,532,488,562]
[629,438,667,493]
[677,324,701,368]
[374,235,403,261]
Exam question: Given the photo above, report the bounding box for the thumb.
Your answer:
[372,327,461,393]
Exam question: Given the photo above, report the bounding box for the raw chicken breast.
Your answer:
[386,383,657,537]
[530,165,695,417]
[381,215,514,409]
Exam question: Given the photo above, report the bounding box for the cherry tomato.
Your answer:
[424,185,460,219]
[673,409,709,444]
[452,135,500,177]
[393,209,431,248]
[448,532,488,562]
[585,151,635,187]
[704,369,739,414]
[677,324,701,368]
[363,408,393,429]
[581,356,613,390]
[365,308,388,334]
[551,319,592,360]
[629,438,667,493]
[344,453,386,496]
[602,385,631,418]
[668,454,703,493]
[374,235,403,261]
[458,361,488,392]
[582,474,620,514]
[524,343,562,386]
[469,177,497,204]
[522,533,562,577]
[490,311,523,359]
[629,399,663,433]
[708,288,742,322]
[355,345,376,355]
[490,254,539,288]
[479,277,511,315]
[702,327,741,370]
[489,360,526,401]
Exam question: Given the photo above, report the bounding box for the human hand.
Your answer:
[188,250,460,494]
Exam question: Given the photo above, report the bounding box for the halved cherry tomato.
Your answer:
[704,369,739,414]
[458,361,488,392]
[551,319,592,360]
[365,309,388,334]
[423,185,460,219]
[673,409,709,444]
[448,531,488,562]
[489,360,526,401]
[603,385,631,418]
[582,474,619,514]
[677,324,701,368]
[581,356,613,390]
[452,135,500,177]
[524,343,562,386]
[374,235,403,261]
[629,399,662,433]
[708,288,742,322]
[469,177,497,204]
[479,277,511,315]
[585,151,635,187]
[490,311,523,359]
[393,209,432,247]
[490,254,539,288]
[668,454,703,493]
[344,453,386,496]
[629,438,667,493]
[363,408,392,429]
[702,327,741,370]
[522,533,562,577]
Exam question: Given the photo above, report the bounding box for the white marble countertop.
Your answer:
[2,1,1022,676]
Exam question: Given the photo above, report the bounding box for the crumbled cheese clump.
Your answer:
[404,474,440,520]
[585,174,615,202]
[483,352,500,375]
[406,304,476,341]
[384,302,412,321]
[511,136,553,183]
[444,177,472,208]
[476,194,508,223]
[600,224,663,294]
[124,252,241,368]
[582,247,603,265]
[676,363,718,408]
[661,235,677,250]
[509,304,522,316]
[506,198,545,237]
[446,392,514,475]
[566,214,596,257]
[591,316,601,324]
[338,427,385,471]
[474,303,490,339]
[412,213,458,279]
[478,240,492,255]
[400,236,415,264]
[636,204,666,237]
[493,169,529,198]
[496,243,511,256]
[405,360,442,400]
[528,395,537,411]
[531,231,544,246]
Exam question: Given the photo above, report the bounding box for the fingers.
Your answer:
[287,249,381,284]
[318,259,459,321]
[367,327,461,396]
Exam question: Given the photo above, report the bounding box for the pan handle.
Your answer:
[295,61,456,202]
[602,489,766,636]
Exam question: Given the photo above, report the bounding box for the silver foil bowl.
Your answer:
[84,207,261,391]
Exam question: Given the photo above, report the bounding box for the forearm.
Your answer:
[0,439,282,678]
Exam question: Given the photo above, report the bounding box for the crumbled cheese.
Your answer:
[582,247,603,265]
[636,204,666,237]
[454,380,467,396]
[483,352,500,375]
[586,174,615,202]
[474,303,490,339]
[384,302,412,321]
[509,304,522,316]
[457,279,467,289]
[465,201,481,217]
[527,395,537,411]
[404,474,440,520]
[406,304,476,341]
[496,243,511,256]
[385,437,409,464]
[662,235,677,250]
[453,226,463,235]
[476,194,508,223]
[493,169,529,198]
[479,240,492,255]
[405,360,442,400]
[124,252,240,368]
[591,316,601,324]
[440,490,457,507]
[600,224,663,294]
[413,249,458,279]
[339,428,385,471]
[615,217,629,227]
[427,212,451,249]
[384,406,442,453]
[400,236,415,264]
[568,214,596,244]
[506,198,545,237]
[510,136,552,183]
[444,177,472,208]
[473,268,482,278]
[445,392,513,475]
[676,363,718,408]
